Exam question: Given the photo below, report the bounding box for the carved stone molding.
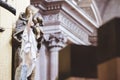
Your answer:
[66,0,102,27]
[46,3,61,11]
[32,0,102,27]
[45,0,62,2]
[43,14,59,24]
[59,13,90,43]
[46,32,67,51]
[31,0,101,45]
[42,12,91,45]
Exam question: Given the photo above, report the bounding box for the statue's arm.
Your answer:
[13,18,27,43]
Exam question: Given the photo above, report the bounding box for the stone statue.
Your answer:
[13,5,43,80]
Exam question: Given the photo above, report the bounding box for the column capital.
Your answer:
[44,32,67,52]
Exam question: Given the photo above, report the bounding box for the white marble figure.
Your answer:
[13,5,43,80]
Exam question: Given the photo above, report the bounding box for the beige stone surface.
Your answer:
[15,0,30,18]
[0,7,13,80]
[0,0,30,80]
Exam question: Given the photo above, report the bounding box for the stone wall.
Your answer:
[0,0,30,80]
[96,0,120,23]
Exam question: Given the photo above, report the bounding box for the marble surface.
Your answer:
[95,0,120,23]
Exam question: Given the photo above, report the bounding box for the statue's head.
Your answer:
[25,5,39,16]
[25,5,43,26]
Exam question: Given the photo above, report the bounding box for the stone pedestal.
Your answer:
[98,58,120,80]
[71,45,97,79]
[97,18,120,80]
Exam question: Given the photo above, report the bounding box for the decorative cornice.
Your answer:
[32,0,102,28]
[58,13,90,43]
[91,0,102,26]
[63,0,101,28]
[43,13,91,33]
[41,13,91,45]
[31,0,101,45]
[46,3,62,11]
[65,0,102,27]
[43,14,59,24]
[45,0,62,2]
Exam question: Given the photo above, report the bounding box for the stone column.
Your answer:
[49,48,59,80]
[36,44,48,80]
[46,33,67,80]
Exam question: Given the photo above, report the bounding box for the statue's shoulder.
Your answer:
[18,12,28,21]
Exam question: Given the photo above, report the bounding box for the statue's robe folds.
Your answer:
[15,27,38,80]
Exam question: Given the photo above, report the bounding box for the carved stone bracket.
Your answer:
[43,32,67,51]
[89,35,97,46]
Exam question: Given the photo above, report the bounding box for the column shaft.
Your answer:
[50,51,59,80]
[39,44,48,80]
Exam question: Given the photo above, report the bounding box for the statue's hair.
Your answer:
[25,5,39,15]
